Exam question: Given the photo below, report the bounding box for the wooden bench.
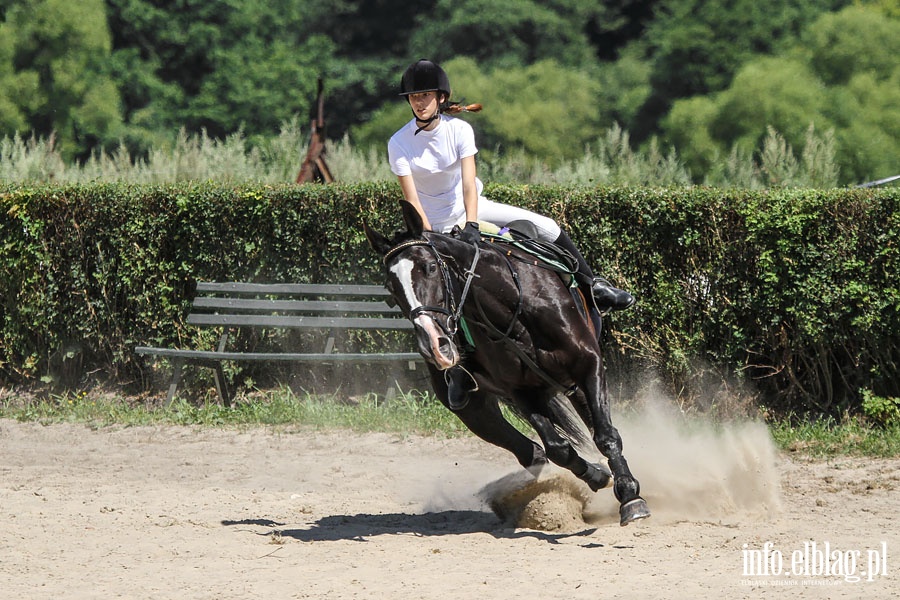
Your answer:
[134,282,423,405]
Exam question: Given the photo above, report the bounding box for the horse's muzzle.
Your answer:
[413,315,460,370]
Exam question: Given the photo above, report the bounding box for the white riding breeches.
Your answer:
[432,196,561,242]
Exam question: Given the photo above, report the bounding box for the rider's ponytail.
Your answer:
[443,102,483,115]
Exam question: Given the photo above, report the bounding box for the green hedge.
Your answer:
[1,182,897,415]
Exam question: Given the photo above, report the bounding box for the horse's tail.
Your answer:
[546,394,603,462]
[503,393,601,462]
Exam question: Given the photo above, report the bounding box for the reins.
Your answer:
[454,242,481,331]
[467,250,576,397]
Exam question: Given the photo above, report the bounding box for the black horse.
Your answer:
[364,202,650,526]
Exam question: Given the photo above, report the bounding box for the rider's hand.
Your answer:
[460,221,481,244]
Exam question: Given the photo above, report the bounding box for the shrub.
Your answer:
[1,182,897,417]
[861,389,900,427]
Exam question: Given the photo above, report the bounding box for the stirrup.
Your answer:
[445,365,477,411]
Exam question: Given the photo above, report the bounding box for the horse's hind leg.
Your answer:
[593,419,650,525]
[525,410,612,492]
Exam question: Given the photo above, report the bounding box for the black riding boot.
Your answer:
[553,231,635,313]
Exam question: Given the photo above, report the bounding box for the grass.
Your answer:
[0,120,843,188]
[2,387,899,458]
[0,387,470,436]
[769,416,900,458]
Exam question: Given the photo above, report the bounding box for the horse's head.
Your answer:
[364,202,462,370]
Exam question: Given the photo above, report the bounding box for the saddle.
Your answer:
[476,219,579,275]
[469,220,594,330]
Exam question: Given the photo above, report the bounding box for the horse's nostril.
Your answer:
[437,337,454,356]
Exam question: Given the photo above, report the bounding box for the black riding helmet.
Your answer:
[399,59,451,99]
[400,59,452,134]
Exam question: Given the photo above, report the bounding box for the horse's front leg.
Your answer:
[427,367,547,470]
[582,357,651,526]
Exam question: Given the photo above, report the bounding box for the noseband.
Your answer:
[383,238,481,341]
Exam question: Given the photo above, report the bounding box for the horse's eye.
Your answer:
[427,262,438,275]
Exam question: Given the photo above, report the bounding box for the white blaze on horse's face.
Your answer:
[390,258,419,310]
[390,257,459,370]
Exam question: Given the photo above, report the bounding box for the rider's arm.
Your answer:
[461,154,478,223]
[397,174,433,231]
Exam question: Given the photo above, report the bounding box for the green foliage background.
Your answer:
[1,183,897,417]
[0,0,896,184]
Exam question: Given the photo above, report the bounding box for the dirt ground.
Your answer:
[1,406,897,599]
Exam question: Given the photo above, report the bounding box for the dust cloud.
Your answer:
[469,391,782,531]
[598,396,783,525]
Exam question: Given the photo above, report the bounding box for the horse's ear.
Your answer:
[363,220,392,255]
[400,201,424,237]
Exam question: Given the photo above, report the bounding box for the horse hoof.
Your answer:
[619,497,651,526]
[579,462,612,492]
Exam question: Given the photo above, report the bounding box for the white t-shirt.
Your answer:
[388,115,484,231]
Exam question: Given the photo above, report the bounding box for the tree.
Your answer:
[0,0,122,158]
[408,0,599,68]
[828,70,900,183]
[661,5,900,183]
[350,57,605,165]
[635,0,849,140]
[594,45,653,133]
[807,5,900,181]
[104,0,418,153]
[106,1,330,144]
[712,58,831,152]
[660,95,721,176]
[0,13,38,133]
[585,0,658,60]
[469,59,605,161]
[803,4,900,85]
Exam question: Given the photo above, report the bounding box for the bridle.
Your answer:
[383,237,481,342]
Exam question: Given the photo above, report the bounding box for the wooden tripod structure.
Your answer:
[296,78,334,184]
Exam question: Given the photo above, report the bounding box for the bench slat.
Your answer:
[135,346,422,362]
[186,313,414,329]
[196,282,389,296]
[191,297,401,314]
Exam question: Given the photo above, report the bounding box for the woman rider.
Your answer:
[388,59,633,408]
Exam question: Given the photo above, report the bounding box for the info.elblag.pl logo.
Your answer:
[741,541,889,585]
